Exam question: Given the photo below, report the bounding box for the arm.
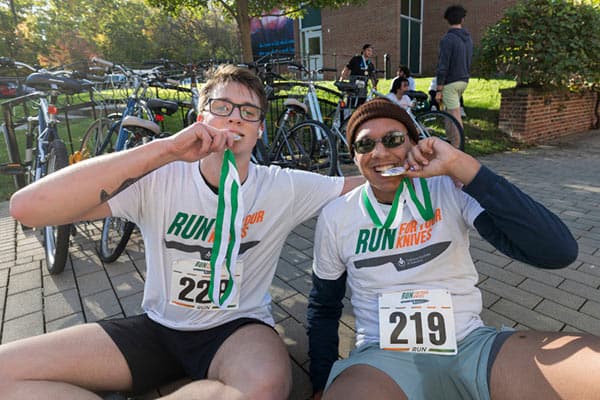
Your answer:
[466,166,577,268]
[341,175,365,195]
[307,271,347,395]
[435,36,451,102]
[368,63,378,89]
[436,36,451,87]
[10,123,236,227]
[340,66,350,81]
[404,138,577,269]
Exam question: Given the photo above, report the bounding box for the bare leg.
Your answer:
[323,364,407,400]
[0,323,132,399]
[447,107,463,127]
[490,331,600,400]
[161,323,291,400]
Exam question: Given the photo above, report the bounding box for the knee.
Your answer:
[244,362,292,400]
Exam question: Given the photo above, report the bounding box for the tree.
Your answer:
[146,0,367,62]
[475,0,600,90]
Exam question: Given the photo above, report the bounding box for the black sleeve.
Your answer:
[307,271,347,394]
[464,165,578,269]
[346,56,358,70]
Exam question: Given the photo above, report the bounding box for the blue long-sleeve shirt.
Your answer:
[436,28,473,86]
[306,166,577,393]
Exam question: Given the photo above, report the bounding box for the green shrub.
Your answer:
[475,0,600,90]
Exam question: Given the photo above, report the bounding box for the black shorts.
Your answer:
[98,314,270,394]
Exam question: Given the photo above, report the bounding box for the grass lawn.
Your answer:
[0,77,518,201]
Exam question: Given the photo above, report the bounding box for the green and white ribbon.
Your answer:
[209,149,244,308]
[362,178,434,228]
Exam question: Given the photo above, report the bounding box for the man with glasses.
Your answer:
[307,98,600,400]
[4,65,362,399]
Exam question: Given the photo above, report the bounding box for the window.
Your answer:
[400,0,422,75]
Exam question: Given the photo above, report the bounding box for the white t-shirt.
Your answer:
[108,161,344,330]
[385,92,412,109]
[313,176,485,347]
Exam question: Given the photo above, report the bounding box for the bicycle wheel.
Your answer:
[272,120,338,176]
[415,110,465,150]
[78,117,117,160]
[98,217,135,263]
[44,140,72,274]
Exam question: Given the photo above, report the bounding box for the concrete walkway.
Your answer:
[1,130,599,399]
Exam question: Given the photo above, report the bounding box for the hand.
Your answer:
[435,91,443,103]
[404,137,480,185]
[312,390,324,400]
[166,122,237,162]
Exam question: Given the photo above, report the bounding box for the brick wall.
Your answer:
[498,88,599,144]
[320,0,519,77]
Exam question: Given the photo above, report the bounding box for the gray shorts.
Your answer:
[326,326,513,400]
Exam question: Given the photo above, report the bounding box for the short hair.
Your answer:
[398,64,411,77]
[198,64,267,113]
[361,44,372,52]
[444,5,466,25]
[390,77,409,94]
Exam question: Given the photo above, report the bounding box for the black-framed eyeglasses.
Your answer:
[353,131,406,154]
[206,98,264,122]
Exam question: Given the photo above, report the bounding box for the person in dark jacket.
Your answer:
[306,98,600,400]
[435,5,472,127]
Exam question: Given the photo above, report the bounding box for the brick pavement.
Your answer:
[1,130,599,399]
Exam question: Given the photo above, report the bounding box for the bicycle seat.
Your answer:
[406,90,428,102]
[283,98,308,114]
[25,73,83,93]
[147,98,179,115]
[121,116,161,136]
[334,81,359,94]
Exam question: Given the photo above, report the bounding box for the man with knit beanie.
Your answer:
[307,99,600,399]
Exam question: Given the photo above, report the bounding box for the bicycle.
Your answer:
[236,59,338,176]
[80,57,176,263]
[0,58,86,274]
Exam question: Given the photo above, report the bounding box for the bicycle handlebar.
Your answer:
[91,57,114,69]
[0,58,37,71]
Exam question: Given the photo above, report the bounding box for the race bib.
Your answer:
[170,259,243,310]
[379,289,457,355]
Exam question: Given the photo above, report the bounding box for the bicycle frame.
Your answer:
[32,96,60,181]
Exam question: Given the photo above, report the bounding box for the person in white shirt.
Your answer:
[308,98,600,400]
[2,64,363,400]
[385,77,413,109]
[388,64,416,93]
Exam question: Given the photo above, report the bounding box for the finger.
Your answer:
[197,128,213,155]
[411,143,430,166]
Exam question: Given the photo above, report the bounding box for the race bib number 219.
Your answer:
[378,289,457,355]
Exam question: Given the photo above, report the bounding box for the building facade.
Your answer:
[296,0,518,78]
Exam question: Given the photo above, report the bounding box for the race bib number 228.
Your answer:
[170,259,242,310]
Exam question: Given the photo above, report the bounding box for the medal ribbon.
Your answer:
[362,178,434,228]
[209,149,243,308]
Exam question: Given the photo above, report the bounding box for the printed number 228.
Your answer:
[178,277,229,304]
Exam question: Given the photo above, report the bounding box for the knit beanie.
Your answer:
[346,98,419,156]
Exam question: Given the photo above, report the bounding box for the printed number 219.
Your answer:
[389,311,447,345]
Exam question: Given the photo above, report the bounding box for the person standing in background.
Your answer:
[435,5,472,127]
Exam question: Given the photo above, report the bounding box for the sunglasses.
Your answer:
[206,98,264,122]
[353,131,406,154]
